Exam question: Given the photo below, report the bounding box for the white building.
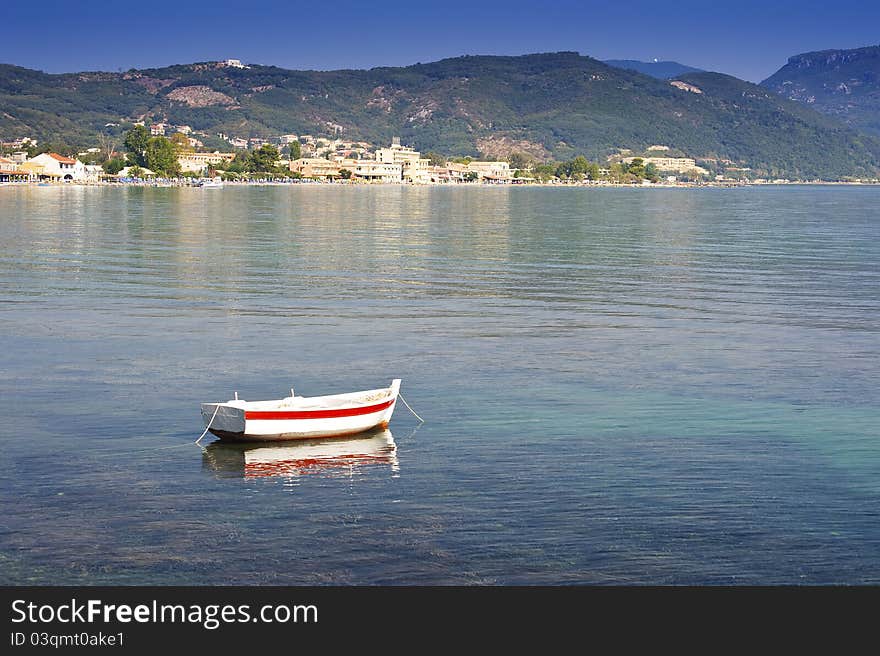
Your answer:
[622,156,708,176]
[350,160,403,183]
[376,137,420,165]
[375,138,432,182]
[466,160,512,181]
[177,152,236,173]
[0,137,37,149]
[84,165,104,182]
[289,158,342,179]
[118,166,156,178]
[0,156,30,181]
[23,153,87,181]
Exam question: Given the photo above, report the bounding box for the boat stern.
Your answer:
[200,403,246,435]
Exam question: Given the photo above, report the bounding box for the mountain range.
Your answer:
[761,44,880,137]
[2,50,879,179]
[603,60,704,79]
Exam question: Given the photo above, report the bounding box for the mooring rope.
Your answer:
[397,391,424,423]
[195,403,221,445]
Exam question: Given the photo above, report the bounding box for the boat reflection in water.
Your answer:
[202,427,399,480]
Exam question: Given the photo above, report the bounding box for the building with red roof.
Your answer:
[21,152,86,180]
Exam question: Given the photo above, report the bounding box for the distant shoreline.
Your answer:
[2,180,878,189]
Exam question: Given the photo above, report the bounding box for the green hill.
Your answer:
[761,45,880,137]
[2,52,879,179]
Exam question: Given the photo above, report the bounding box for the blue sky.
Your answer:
[2,0,878,82]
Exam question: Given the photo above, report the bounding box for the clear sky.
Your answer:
[2,0,878,82]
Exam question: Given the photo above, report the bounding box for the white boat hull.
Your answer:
[201,380,400,442]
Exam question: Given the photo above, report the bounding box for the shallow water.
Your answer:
[1,184,878,584]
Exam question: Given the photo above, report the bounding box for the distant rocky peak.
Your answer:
[786,45,880,69]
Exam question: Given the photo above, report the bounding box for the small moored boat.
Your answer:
[200,379,401,441]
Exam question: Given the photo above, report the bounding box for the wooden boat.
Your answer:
[200,379,401,441]
[202,428,399,479]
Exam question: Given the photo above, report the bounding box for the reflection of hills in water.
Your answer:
[202,428,398,479]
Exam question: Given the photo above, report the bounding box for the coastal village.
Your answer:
[0,132,726,186]
[1,133,786,187]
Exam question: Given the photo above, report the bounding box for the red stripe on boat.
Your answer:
[245,398,395,421]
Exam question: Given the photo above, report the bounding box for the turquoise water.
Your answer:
[1,184,878,584]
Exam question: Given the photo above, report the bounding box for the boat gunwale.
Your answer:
[244,397,395,421]
[203,385,396,413]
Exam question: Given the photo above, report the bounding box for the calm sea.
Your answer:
[1,184,878,585]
